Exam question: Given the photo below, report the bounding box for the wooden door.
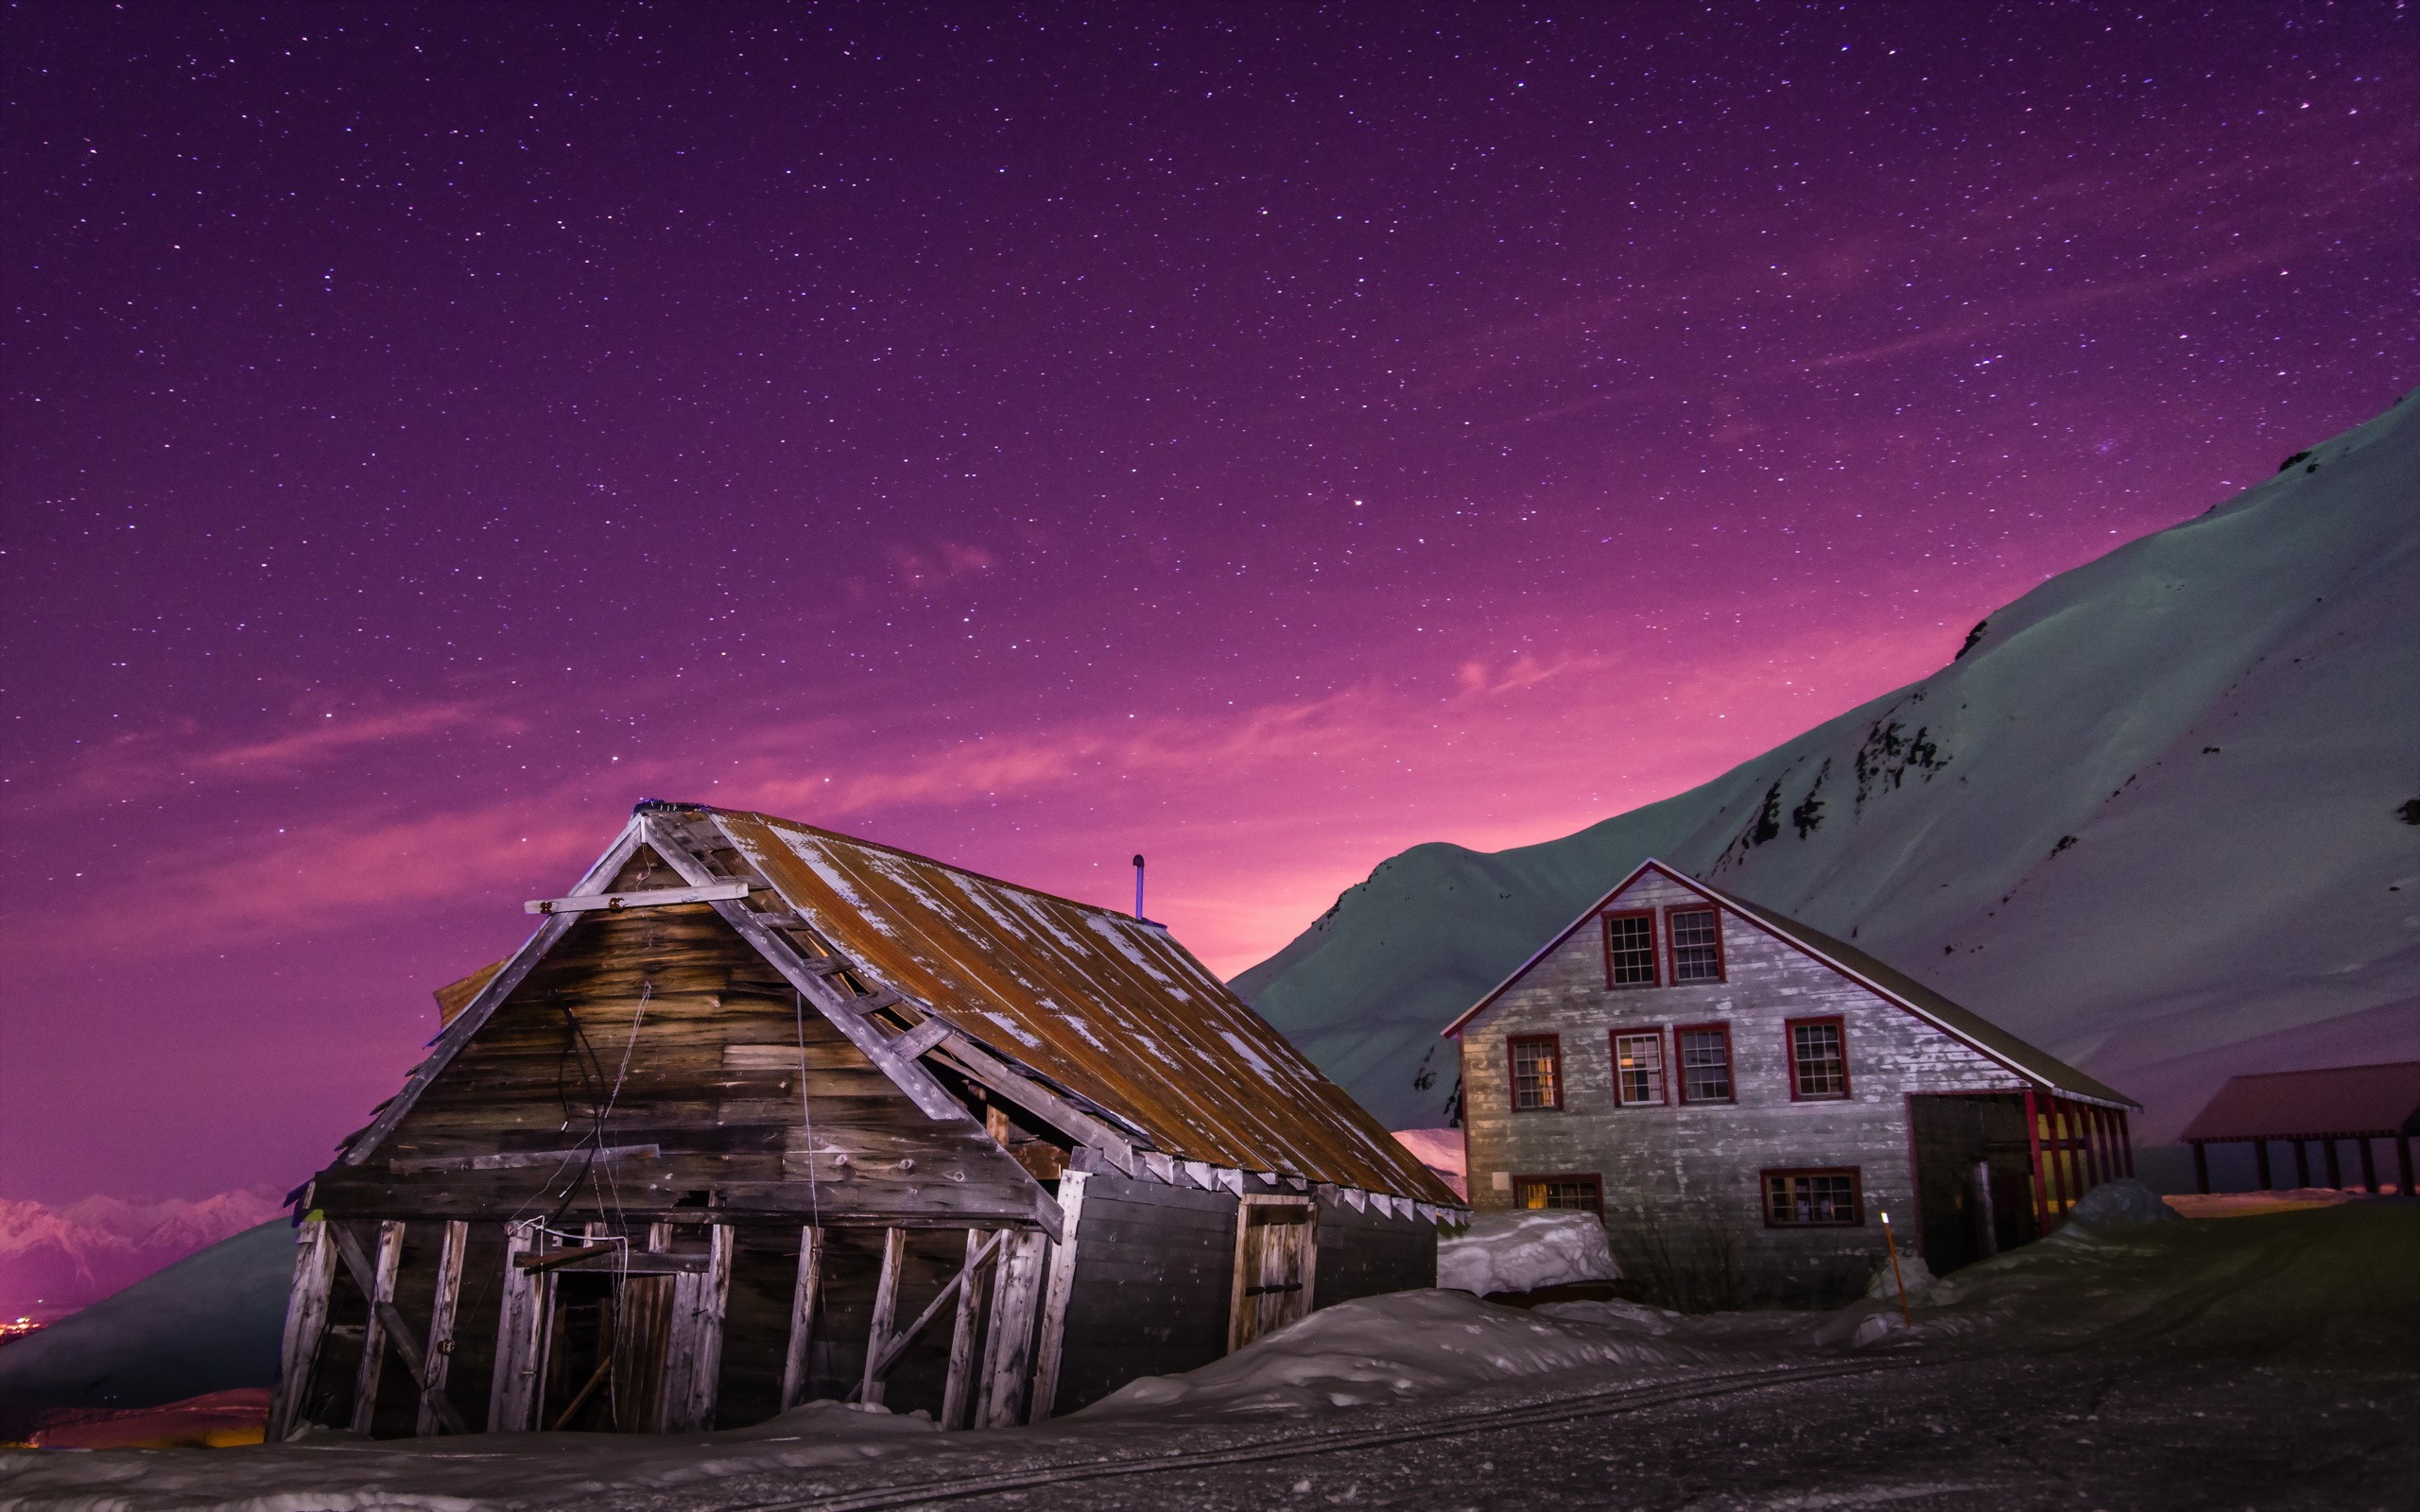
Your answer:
[1228,1196,1318,1352]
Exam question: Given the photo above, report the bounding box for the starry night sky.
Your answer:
[4,3,2413,1202]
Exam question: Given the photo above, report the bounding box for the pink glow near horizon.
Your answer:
[4,7,2412,1203]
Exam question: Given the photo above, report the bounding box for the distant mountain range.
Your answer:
[0,1192,285,1321]
[1236,389,2420,1173]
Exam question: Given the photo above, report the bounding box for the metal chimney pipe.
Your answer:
[1132,854,1146,919]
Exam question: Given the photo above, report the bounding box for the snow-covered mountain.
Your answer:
[1236,390,2420,1169]
[0,1191,285,1320]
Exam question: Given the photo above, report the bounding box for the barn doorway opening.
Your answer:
[1228,1195,1318,1351]
[1908,1092,2038,1273]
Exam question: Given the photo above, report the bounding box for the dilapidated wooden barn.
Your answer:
[1447,860,2137,1308]
[271,802,1462,1441]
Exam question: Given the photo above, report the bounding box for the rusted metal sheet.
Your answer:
[711,810,1457,1204]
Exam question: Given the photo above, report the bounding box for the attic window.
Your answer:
[1668,907,1724,983]
[1764,1167,1862,1227]
[1788,1018,1850,1100]
[1515,1174,1602,1214]
[1603,910,1658,988]
[1613,1031,1666,1106]
[1509,1035,1563,1111]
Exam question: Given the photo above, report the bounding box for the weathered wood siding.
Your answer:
[1046,1174,1236,1417]
[1311,1194,1436,1309]
[1461,870,2023,1307]
[314,848,1038,1227]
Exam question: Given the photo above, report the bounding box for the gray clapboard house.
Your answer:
[271,801,1462,1441]
[1445,860,2137,1307]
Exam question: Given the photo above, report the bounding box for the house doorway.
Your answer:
[1228,1195,1318,1351]
[1908,1093,2038,1273]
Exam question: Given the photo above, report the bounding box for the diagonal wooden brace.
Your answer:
[333,1222,470,1436]
[850,1228,1011,1397]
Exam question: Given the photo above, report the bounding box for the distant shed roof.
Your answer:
[2178,1061,2420,1143]
[709,809,1456,1204]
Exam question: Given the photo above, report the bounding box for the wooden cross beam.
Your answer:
[525,882,752,915]
[331,1222,470,1436]
[852,1228,1011,1394]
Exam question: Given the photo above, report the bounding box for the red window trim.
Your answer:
[1507,1033,1564,1111]
[1608,1027,1671,1108]
[1512,1172,1604,1215]
[1759,1166,1865,1228]
[1664,902,1727,985]
[1601,908,1660,989]
[1672,1021,1735,1105]
[1784,1015,1852,1102]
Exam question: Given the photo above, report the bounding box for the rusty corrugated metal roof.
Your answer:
[710,809,1459,1204]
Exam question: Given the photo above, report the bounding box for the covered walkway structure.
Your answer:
[2178,1061,2419,1194]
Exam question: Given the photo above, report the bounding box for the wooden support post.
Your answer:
[2358,1137,2378,1194]
[349,1221,406,1435]
[2191,1140,2209,1195]
[2324,1138,2342,1190]
[417,1220,469,1436]
[1024,1169,1089,1424]
[2118,1110,2134,1177]
[942,1228,991,1429]
[2253,1139,2273,1192]
[2398,1133,2415,1197]
[490,1223,548,1433]
[2026,1089,2054,1222]
[861,1228,907,1409]
[2294,1139,2312,1188]
[977,1228,1050,1428]
[268,1218,338,1443]
[663,1223,735,1432]
[779,1225,823,1412]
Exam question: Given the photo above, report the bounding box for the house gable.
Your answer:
[315,852,1044,1227]
[1446,858,2128,1108]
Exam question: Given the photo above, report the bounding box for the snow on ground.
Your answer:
[2164,1184,2399,1218]
[1077,1287,1714,1422]
[1435,1210,1617,1296]
[1236,389,2420,1166]
[4,1189,2410,1510]
[0,1221,288,1442]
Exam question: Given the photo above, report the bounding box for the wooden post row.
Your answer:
[349,1221,406,1435]
[418,1220,470,1436]
[490,1222,547,1432]
[779,1225,824,1413]
[662,1223,735,1432]
[860,1228,908,1409]
[941,1228,992,1430]
[1020,1168,1088,1425]
[268,1218,338,1443]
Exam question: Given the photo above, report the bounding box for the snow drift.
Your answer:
[0,1219,291,1441]
[1437,1211,1619,1297]
[1236,390,2420,1160]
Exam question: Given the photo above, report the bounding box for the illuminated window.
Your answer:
[1668,907,1724,983]
[1516,1174,1602,1214]
[1614,1032,1666,1106]
[1676,1024,1733,1103]
[1789,1018,1849,1100]
[1764,1168,1862,1226]
[1603,911,1657,987]
[1509,1035,1563,1111]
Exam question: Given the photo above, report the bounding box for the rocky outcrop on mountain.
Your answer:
[1236,390,2420,1172]
[0,1191,284,1320]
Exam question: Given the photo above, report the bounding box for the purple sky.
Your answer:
[4,3,2412,1205]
